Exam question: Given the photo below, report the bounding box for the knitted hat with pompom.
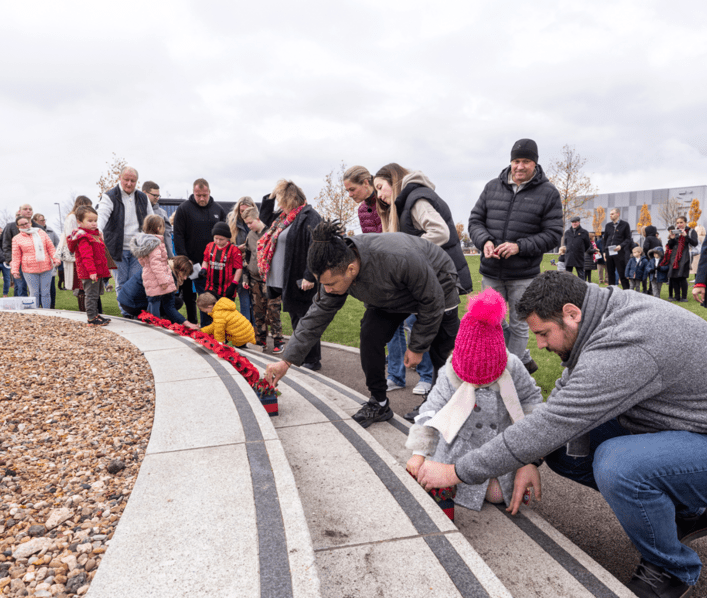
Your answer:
[452,288,508,385]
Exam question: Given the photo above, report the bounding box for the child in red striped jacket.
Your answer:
[201,222,243,300]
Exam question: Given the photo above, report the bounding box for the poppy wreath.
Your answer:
[137,311,278,398]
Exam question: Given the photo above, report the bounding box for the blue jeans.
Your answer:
[387,317,434,386]
[116,250,143,314]
[237,286,253,325]
[1,263,10,295]
[546,420,707,584]
[24,271,53,309]
[481,276,534,364]
[13,268,28,297]
[148,292,185,324]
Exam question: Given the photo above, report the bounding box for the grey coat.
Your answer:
[455,283,707,486]
[281,232,460,365]
[409,354,542,510]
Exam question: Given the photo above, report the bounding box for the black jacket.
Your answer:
[667,227,698,279]
[642,226,662,258]
[602,219,632,259]
[173,195,226,264]
[468,164,563,280]
[564,225,590,268]
[282,232,460,365]
[102,185,150,262]
[395,183,473,294]
[259,196,322,313]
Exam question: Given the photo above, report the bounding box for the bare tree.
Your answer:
[547,145,598,229]
[96,153,128,199]
[592,206,605,237]
[0,208,14,227]
[313,162,357,232]
[657,197,688,228]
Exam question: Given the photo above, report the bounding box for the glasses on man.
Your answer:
[148,192,161,200]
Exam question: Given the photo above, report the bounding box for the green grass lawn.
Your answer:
[31,255,707,399]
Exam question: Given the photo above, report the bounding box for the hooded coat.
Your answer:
[200,297,256,345]
[67,228,110,280]
[395,171,473,294]
[642,226,661,258]
[130,233,176,297]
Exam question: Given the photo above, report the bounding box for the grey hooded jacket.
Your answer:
[281,232,460,365]
[455,283,707,485]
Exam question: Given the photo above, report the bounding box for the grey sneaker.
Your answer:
[413,381,432,395]
[625,559,692,598]
[386,379,404,392]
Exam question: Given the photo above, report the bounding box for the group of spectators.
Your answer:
[2,139,707,597]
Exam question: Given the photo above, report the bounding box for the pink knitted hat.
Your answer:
[452,288,508,385]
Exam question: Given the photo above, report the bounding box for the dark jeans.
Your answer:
[181,276,211,326]
[606,252,629,289]
[360,307,459,402]
[566,266,584,280]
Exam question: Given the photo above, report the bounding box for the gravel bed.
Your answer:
[0,312,155,597]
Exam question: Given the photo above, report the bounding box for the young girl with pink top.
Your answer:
[129,215,176,318]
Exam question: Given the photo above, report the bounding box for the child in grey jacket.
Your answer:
[406,288,543,511]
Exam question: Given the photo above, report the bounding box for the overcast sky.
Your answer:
[3,0,707,232]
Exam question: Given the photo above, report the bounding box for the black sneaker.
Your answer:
[524,359,539,374]
[625,559,692,598]
[272,343,285,355]
[352,401,394,428]
[301,361,321,371]
[404,401,425,422]
[677,510,707,545]
[88,317,109,327]
[97,315,111,324]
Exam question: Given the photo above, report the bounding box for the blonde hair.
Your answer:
[142,214,165,235]
[343,165,373,187]
[633,247,644,256]
[227,196,257,240]
[243,206,259,221]
[271,180,307,213]
[196,292,218,312]
[559,246,566,255]
[374,163,408,232]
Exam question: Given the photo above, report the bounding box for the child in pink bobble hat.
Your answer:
[406,288,543,512]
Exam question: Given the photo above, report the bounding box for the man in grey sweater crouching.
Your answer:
[418,271,707,598]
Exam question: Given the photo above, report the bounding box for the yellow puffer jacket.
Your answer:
[201,298,256,346]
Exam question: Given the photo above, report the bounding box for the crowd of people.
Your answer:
[2,139,707,598]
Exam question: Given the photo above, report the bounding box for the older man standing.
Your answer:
[97,166,153,305]
[173,178,225,325]
[2,204,38,297]
[563,216,590,279]
[602,207,632,289]
[142,181,174,258]
[468,138,563,374]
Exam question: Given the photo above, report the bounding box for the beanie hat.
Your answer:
[452,289,508,385]
[510,138,538,163]
[212,222,232,239]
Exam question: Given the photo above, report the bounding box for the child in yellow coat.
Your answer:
[196,292,256,347]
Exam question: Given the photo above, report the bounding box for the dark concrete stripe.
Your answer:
[139,327,294,598]
[244,351,413,435]
[285,377,491,598]
[493,504,620,598]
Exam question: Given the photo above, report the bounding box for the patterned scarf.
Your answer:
[257,204,305,281]
[670,230,688,269]
[659,243,673,268]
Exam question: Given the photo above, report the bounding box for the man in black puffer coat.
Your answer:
[468,139,562,374]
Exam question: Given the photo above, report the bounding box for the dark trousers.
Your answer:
[605,253,629,289]
[566,266,585,280]
[360,308,459,403]
[289,306,321,366]
[181,277,211,326]
[672,277,688,300]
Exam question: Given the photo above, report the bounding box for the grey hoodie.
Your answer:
[455,283,707,485]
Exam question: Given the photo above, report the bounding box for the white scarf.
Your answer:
[22,227,45,262]
[426,368,524,444]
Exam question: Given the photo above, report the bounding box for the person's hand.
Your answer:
[183,321,199,330]
[693,287,705,304]
[404,349,423,369]
[406,455,425,477]
[494,242,520,259]
[226,282,238,298]
[90,274,97,282]
[483,241,497,259]
[242,282,249,290]
[417,460,461,491]
[265,360,290,386]
[52,258,60,266]
[13,274,21,280]
[507,464,541,516]
[300,279,315,291]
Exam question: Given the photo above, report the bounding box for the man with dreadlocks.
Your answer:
[265,220,462,428]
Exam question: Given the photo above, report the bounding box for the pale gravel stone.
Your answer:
[0,310,155,598]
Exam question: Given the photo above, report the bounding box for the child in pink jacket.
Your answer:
[129,215,176,318]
